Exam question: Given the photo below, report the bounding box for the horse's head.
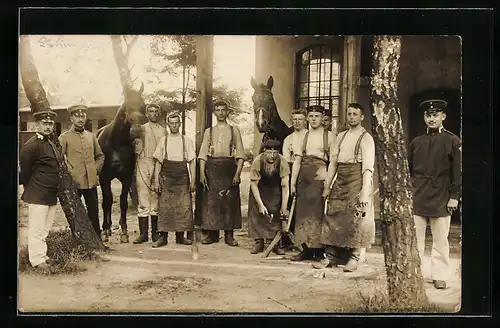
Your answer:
[251,76,277,133]
[123,82,146,125]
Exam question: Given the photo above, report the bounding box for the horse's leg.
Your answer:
[100,178,113,242]
[119,175,133,243]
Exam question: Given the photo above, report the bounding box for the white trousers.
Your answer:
[28,204,57,267]
[136,158,158,217]
[413,215,451,281]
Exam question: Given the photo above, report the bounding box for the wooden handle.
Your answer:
[285,196,296,232]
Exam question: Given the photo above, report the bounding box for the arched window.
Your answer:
[295,44,342,132]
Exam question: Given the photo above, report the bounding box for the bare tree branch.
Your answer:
[124,35,139,60]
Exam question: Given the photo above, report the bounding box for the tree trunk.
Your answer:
[19,36,106,250]
[181,65,187,135]
[370,35,428,306]
[194,35,214,232]
[19,37,51,112]
[110,35,140,207]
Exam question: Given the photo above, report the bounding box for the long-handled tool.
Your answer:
[190,189,199,261]
[261,195,297,258]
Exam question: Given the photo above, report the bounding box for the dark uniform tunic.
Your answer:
[408,128,462,217]
[19,134,62,206]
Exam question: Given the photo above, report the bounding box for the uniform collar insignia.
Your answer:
[427,126,444,134]
[36,132,48,140]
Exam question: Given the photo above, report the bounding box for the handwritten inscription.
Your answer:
[38,36,76,48]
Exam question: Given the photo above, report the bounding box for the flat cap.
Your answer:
[262,139,281,151]
[420,99,447,114]
[306,104,325,114]
[67,104,89,116]
[33,110,57,122]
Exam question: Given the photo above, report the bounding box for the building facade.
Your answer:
[253,35,462,220]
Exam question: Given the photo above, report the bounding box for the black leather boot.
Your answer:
[186,231,194,242]
[202,230,220,244]
[176,232,193,245]
[150,215,159,242]
[273,244,285,255]
[133,217,149,244]
[224,230,238,247]
[290,248,311,261]
[250,239,264,254]
[152,232,168,248]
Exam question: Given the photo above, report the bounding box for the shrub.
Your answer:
[18,229,101,275]
[327,288,446,313]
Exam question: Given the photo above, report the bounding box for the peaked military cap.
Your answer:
[33,110,57,122]
[323,109,332,117]
[262,139,281,151]
[67,104,89,116]
[420,99,447,114]
[306,104,325,114]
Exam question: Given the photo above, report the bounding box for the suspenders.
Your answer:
[208,125,235,157]
[301,129,330,161]
[164,134,187,162]
[337,129,367,163]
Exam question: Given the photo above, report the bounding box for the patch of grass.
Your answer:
[18,229,103,275]
[327,288,446,313]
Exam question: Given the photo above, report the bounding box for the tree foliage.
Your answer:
[146,35,245,118]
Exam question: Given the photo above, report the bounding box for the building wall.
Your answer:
[397,35,462,141]
[19,105,122,135]
[255,35,461,149]
[253,35,344,155]
[254,35,461,219]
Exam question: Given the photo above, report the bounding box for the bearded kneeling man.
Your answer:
[247,139,290,255]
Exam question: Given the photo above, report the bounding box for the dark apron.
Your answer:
[157,135,193,232]
[294,129,330,248]
[294,155,328,248]
[320,131,375,249]
[200,157,242,230]
[200,126,242,230]
[247,156,282,239]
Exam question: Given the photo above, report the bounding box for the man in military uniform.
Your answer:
[132,103,166,244]
[408,99,461,290]
[19,110,62,272]
[198,99,245,246]
[247,139,290,255]
[290,104,335,261]
[59,105,105,237]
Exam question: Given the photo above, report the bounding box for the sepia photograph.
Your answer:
[18,33,462,313]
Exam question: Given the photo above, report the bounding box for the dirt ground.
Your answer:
[17,170,462,313]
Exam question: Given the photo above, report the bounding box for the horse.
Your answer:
[250,76,294,153]
[96,82,146,243]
